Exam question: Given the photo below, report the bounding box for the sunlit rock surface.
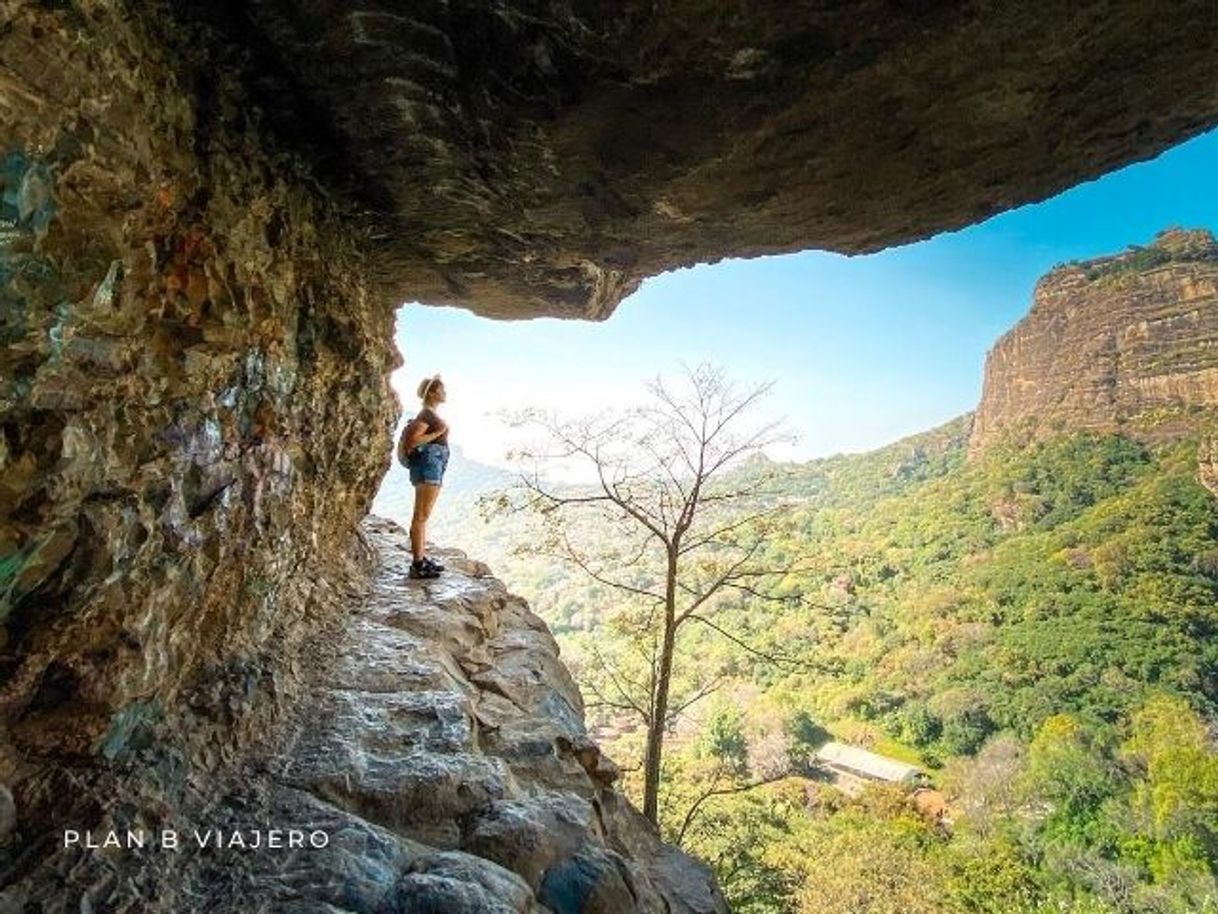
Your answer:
[1,517,727,912]
[971,228,1218,456]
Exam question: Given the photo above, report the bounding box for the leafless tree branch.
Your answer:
[675,769,793,846]
[684,612,813,672]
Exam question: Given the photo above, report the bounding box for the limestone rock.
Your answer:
[1,518,728,912]
[226,1,1218,319]
[6,1,1218,909]
[1,2,399,779]
[3,0,1218,783]
[8,2,1218,323]
[970,228,1218,454]
[0,783,13,847]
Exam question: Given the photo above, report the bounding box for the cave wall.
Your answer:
[5,0,1218,775]
[0,3,399,780]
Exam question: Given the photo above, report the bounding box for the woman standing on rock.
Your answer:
[397,375,450,579]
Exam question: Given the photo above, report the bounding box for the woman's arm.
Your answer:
[402,417,447,452]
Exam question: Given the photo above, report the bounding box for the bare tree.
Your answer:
[498,363,804,825]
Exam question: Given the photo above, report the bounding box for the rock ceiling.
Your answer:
[234,0,1218,318]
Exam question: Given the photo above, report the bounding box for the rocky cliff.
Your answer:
[2,0,398,797]
[9,1,1218,321]
[1,518,727,913]
[971,228,1218,463]
[229,0,1218,319]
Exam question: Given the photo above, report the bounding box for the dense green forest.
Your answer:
[429,419,1218,913]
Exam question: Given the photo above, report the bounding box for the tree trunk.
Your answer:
[642,614,676,825]
[642,554,679,825]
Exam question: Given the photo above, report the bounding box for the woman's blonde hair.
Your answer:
[417,374,442,401]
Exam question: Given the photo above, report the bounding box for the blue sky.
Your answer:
[390,127,1218,466]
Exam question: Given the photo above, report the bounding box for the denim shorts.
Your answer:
[407,442,449,485]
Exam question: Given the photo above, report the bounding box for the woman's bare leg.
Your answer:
[410,482,442,561]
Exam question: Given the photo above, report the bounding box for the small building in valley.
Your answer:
[816,741,925,785]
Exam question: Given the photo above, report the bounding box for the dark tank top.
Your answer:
[416,407,448,446]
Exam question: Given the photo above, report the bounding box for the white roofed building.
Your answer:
[816,741,925,785]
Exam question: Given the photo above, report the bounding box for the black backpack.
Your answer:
[396,425,415,468]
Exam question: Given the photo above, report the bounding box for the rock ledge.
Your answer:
[0,516,726,913]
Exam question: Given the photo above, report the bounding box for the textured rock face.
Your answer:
[1,518,727,913]
[1200,436,1218,497]
[45,0,1210,321]
[3,1,1217,770]
[970,229,1218,454]
[1,3,398,786]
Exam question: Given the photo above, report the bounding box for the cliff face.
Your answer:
[970,229,1218,456]
[2,518,727,913]
[1,6,398,780]
[1201,436,1218,498]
